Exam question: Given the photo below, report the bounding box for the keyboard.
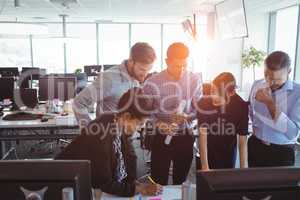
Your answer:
[2,112,49,121]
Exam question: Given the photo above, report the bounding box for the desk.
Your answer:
[97,185,182,200]
[0,112,95,159]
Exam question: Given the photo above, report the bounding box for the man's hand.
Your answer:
[156,121,177,136]
[171,113,189,124]
[255,88,280,120]
[255,88,274,105]
[136,183,163,196]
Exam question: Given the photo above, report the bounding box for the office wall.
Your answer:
[242,11,269,96]
[244,11,269,51]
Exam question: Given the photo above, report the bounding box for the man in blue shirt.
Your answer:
[143,43,202,185]
[249,51,300,167]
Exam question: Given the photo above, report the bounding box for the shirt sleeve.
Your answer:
[142,80,160,118]
[248,81,258,122]
[190,73,203,120]
[94,155,136,197]
[72,73,113,127]
[197,99,212,129]
[91,136,136,197]
[124,136,137,183]
[236,101,249,136]
[270,97,300,141]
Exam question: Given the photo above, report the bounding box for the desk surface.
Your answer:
[100,185,182,200]
[0,112,96,129]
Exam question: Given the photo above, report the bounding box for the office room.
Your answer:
[0,0,299,199]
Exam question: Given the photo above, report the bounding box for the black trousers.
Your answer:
[150,130,194,185]
[248,135,295,167]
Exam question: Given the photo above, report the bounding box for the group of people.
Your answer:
[55,42,300,197]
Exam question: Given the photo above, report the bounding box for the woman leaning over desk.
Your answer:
[197,72,249,170]
[56,88,163,197]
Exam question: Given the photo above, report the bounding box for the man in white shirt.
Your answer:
[72,42,156,127]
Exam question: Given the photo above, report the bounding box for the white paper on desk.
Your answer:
[55,115,76,125]
[101,186,181,200]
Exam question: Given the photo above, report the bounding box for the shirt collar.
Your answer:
[275,79,294,92]
[261,79,294,92]
[119,60,137,82]
[120,60,129,74]
[164,69,188,81]
[283,79,294,91]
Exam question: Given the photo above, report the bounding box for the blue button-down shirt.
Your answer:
[249,79,300,145]
[143,70,202,129]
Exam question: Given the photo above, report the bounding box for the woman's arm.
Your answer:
[238,135,248,168]
[198,127,209,170]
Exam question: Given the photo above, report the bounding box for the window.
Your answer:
[275,6,299,78]
[66,24,97,73]
[163,24,190,62]
[131,24,162,72]
[163,23,206,72]
[32,24,64,74]
[100,24,129,65]
[0,37,31,67]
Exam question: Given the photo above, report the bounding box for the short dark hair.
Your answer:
[167,42,189,60]
[117,87,150,119]
[265,51,291,70]
[212,72,236,95]
[130,42,156,64]
[202,83,212,96]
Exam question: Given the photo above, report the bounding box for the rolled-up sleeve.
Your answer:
[190,73,203,121]
[142,80,160,114]
[271,98,300,140]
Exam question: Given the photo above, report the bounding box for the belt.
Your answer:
[253,135,295,149]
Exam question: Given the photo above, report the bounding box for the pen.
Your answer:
[147,176,157,185]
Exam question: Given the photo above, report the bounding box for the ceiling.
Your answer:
[0,0,298,23]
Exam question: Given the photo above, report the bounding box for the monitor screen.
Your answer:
[0,67,19,77]
[0,77,14,101]
[39,77,76,101]
[84,65,102,76]
[0,160,92,200]
[215,0,248,39]
[21,67,47,80]
[13,88,38,109]
[103,65,116,71]
[197,167,300,200]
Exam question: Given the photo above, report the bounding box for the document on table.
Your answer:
[99,185,182,200]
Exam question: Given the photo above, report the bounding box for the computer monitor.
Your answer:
[0,67,19,77]
[48,73,74,78]
[21,67,47,80]
[84,65,102,76]
[0,77,14,101]
[19,68,47,89]
[0,160,92,200]
[197,167,300,200]
[103,64,116,71]
[13,88,38,109]
[73,73,87,93]
[46,73,87,94]
[39,77,76,101]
